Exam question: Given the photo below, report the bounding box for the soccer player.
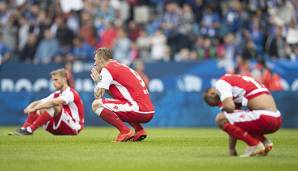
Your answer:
[10,69,84,136]
[204,74,282,157]
[90,48,155,142]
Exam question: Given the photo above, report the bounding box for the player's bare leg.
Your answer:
[216,112,265,157]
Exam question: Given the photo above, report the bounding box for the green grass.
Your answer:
[0,127,297,171]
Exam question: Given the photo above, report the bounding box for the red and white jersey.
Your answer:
[215,74,270,106]
[42,87,85,127]
[95,60,154,113]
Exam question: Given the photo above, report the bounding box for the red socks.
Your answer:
[22,112,39,129]
[28,111,53,132]
[100,108,130,134]
[223,123,259,146]
[129,123,143,132]
[253,134,266,142]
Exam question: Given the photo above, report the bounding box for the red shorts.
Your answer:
[45,108,83,135]
[100,98,154,123]
[224,110,282,135]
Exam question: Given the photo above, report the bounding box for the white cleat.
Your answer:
[240,142,265,157]
[262,139,273,156]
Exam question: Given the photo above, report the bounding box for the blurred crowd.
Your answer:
[0,0,298,77]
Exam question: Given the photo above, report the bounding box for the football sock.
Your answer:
[29,111,52,132]
[254,134,266,142]
[129,122,143,132]
[22,111,39,129]
[100,108,130,134]
[223,123,259,146]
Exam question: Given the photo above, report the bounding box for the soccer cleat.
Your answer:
[13,128,33,136]
[262,139,273,156]
[240,142,265,157]
[132,129,147,142]
[115,130,134,142]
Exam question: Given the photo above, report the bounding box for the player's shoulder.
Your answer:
[68,87,81,96]
[106,60,121,69]
[105,60,130,74]
[220,74,243,82]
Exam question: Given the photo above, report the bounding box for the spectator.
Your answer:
[242,40,258,60]
[268,0,296,27]
[134,60,149,87]
[19,33,38,63]
[97,22,118,49]
[79,12,97,47]
[265,26,287,59]
[53,16,74,48]
[0,32,12,64]
[252,58,283,91]
[34,29,59,64]
[150,29,168,61]
[136,29,151,61]
[71,36,95,62]
[112,28,131,65]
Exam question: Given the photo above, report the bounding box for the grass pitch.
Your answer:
[0,127,297,171]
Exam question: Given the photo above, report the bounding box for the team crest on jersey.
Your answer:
[99,75,102,82]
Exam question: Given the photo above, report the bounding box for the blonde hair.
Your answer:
[95,48,113,60]
[50,68,67,78]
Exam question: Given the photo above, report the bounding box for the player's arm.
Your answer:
[91,67,112,99]
[94,87,106,99]
[215,80,235,113]
[228,136,238,156]
[90,67,101,83]
[222,98,236,113]
[24,100,42,113]
[26,97,66,114]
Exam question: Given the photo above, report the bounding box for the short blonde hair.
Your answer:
[95,48,113,60]
[50,68,67,78]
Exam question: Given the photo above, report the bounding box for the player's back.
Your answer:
[220,74,277,111]
[106,60,154,111]
[220,74,269,100]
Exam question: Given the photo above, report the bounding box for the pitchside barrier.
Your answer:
[1,60,298,127]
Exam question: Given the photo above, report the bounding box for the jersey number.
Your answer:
[241,76,265,88]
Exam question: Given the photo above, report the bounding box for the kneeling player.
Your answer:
[10,69,84,136]
[204,74,281,157]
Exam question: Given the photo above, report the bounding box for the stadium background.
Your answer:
[1,0,298,127]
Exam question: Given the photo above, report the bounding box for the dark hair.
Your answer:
[203,87,219,106]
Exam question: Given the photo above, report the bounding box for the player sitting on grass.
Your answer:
[9,69,84,136]
[90,48,155,142]
[204,74,282,157]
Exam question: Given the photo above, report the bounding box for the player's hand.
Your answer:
[24,107,33,114]
[229,148,238,156]
[90,67,101,83]
[94,88,100,99]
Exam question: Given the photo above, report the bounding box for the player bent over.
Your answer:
[90,48,155,142]
[9,69,84,136]
[204,74,282,157]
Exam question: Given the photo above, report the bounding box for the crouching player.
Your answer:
[10,69,84,136]
[90,48,155,142]
[204,74,282,157]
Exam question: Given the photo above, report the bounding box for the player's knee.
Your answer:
[38,108,55,117]
[215,112,228,129]
[92,99,104,116]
